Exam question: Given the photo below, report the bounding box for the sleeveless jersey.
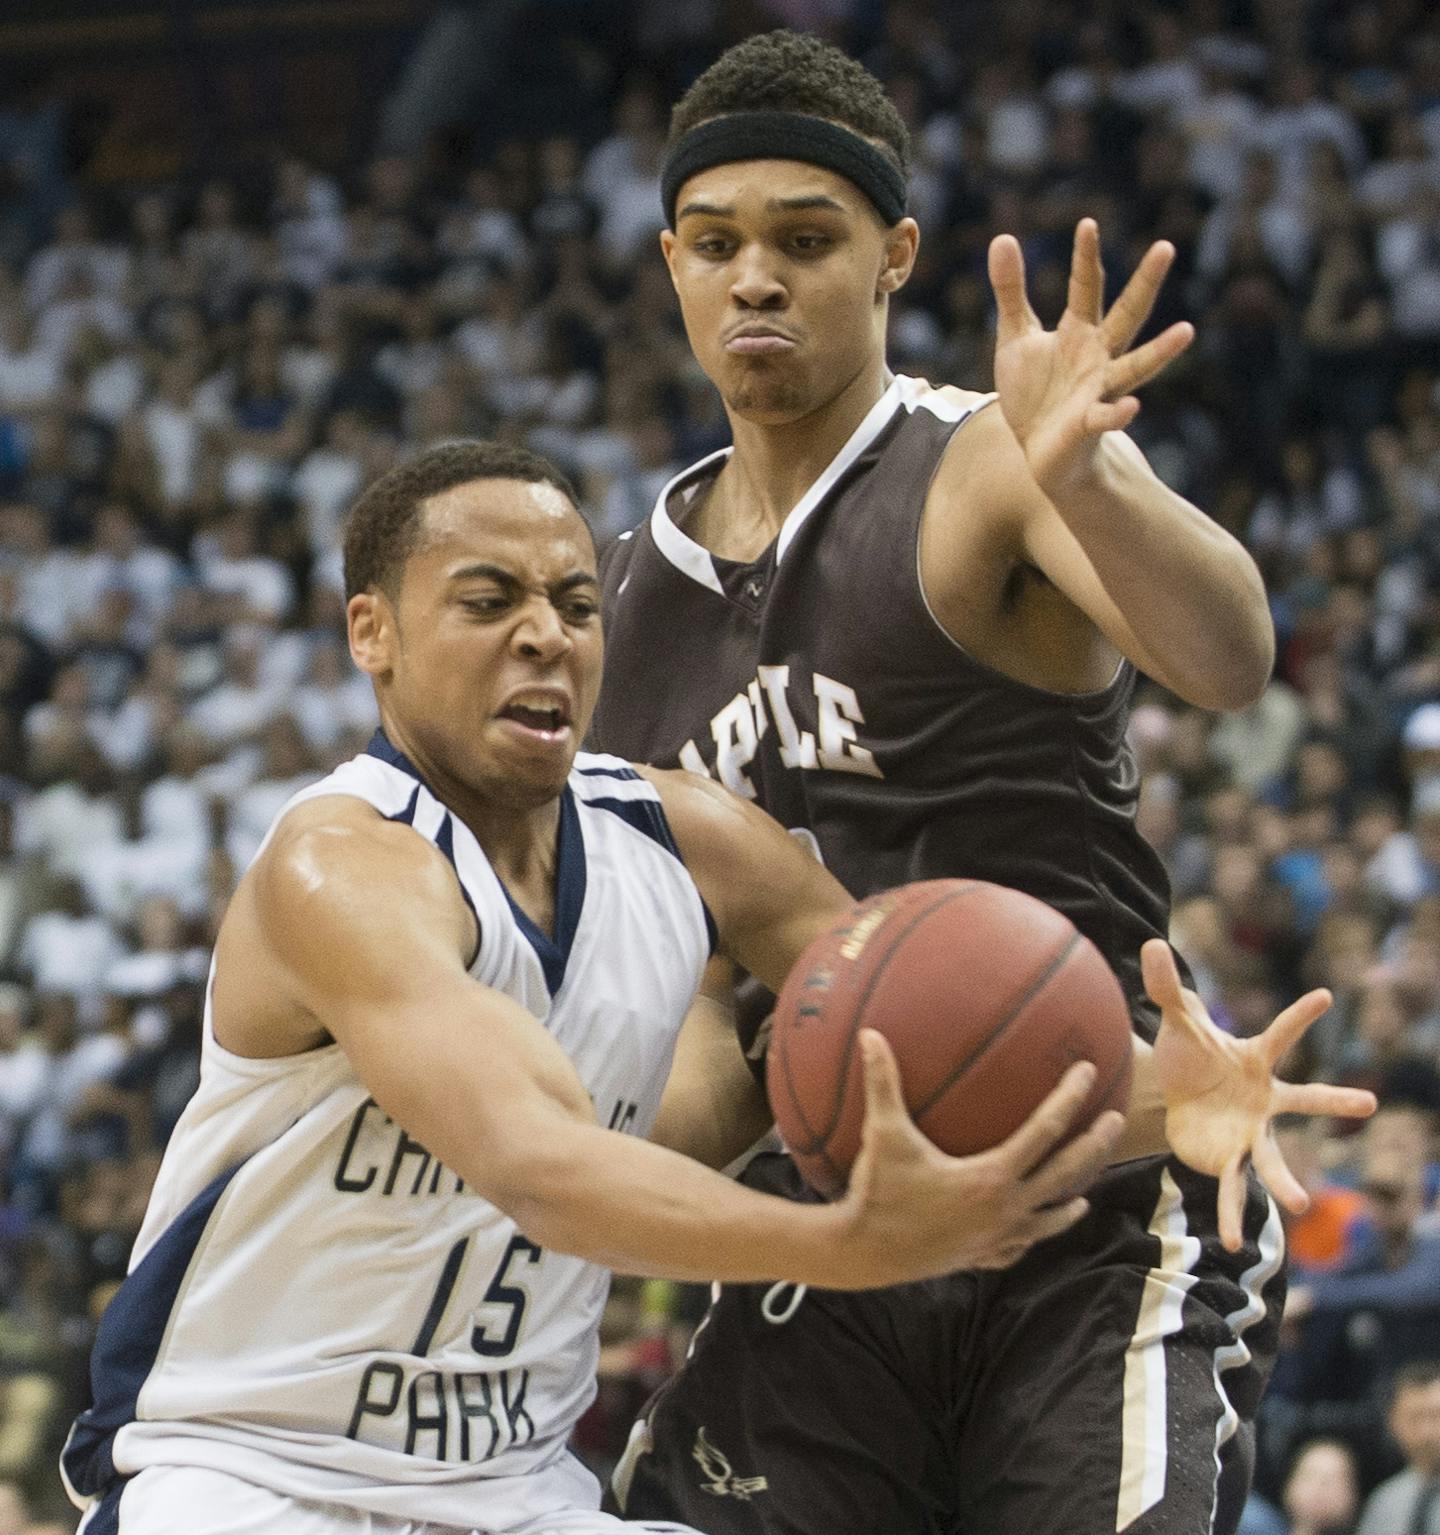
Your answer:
[592,374,1174,1038]
[62,733,712,1525]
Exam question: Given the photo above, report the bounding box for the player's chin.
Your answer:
[486,761,573,812]
[493,738,578,802]
[724,373,811,422]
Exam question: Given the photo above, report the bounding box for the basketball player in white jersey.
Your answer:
[60,439,1145,1535]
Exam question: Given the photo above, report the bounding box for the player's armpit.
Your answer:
[650,957,773,1170]
[637,766,854,993]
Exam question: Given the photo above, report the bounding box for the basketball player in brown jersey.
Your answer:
[591,30,1324,1535]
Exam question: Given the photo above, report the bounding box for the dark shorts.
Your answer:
[605,1152,1286,1535]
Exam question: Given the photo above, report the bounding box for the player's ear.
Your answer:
[877,217,919,297]
[348,590,395,679]
[659,228,679,288]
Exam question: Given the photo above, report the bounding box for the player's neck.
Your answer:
[460,794,563,938]
[481,819,560,936]
[379,724,564,936]
[701,362,891,559]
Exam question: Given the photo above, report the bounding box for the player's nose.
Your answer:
[512,598,571,660]
[729,244,786,308]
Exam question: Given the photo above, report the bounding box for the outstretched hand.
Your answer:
[989,219,1194,495]
[1143,940,1376,1251]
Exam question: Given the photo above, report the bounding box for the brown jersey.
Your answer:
[593,375,1175,1038]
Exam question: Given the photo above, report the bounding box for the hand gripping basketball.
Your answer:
[829,1031,1125,1288]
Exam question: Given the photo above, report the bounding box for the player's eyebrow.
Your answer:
[676,194,847,220]
[448,563,522,588]
[448,564,597,595]
[677,199,735,221]
[550,571,599,596]
[768,195,846,213]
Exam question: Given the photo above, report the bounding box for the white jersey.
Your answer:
[63,734,713,1525]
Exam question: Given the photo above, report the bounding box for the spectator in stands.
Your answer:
[1367,780,1440,909]
[1275,1119,1369,1275]
[1355,1362,1440,1535]
[1283,1140,1440,1432]
[1273,1438,1361,1535]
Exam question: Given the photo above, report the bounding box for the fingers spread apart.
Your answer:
[1101,239,1176,353]
[988,234,1038,338]
[1067,218,1104,326]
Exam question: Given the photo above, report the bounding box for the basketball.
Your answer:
[767,879,1134,1198]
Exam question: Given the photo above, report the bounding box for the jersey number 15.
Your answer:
[417,1233,542,1360]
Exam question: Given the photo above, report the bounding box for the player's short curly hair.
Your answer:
[342,440,579,600]
[670,30,911,179]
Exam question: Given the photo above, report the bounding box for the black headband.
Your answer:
[661,111,907,228]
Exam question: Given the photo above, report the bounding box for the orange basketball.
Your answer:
[767,880,1133,1198]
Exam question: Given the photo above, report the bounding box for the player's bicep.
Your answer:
[651,957,772,1168]
[252,814,595,1185]
[1010,436,1178,683]
[1017,474,1170,681]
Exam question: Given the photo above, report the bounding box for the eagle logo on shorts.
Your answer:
[693,1426,769,1499]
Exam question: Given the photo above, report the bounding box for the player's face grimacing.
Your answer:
[661,160,917,424]
[356,476,602,809]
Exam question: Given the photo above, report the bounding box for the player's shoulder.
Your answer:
[254,793,465,932]
[921,381,1034,530]
[630,762,773,866]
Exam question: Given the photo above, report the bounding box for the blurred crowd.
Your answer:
[2,0,1440,1525]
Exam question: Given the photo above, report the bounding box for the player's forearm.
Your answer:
[1048,434,1273,710]
[493,1116,847,1285]
[1114,1034,1167,1163]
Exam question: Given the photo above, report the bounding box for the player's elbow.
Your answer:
[1177,538,1276,712]
[1166,596,1275,713]
[1186,650,1273,713]
[1209,628,1275,711]
[479,1137,610,1259]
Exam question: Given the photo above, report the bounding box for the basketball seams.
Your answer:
[773,1001,826,1156]
[808,883,982,1151]
[772,879,1128,1199]
[910,931,1083,1124]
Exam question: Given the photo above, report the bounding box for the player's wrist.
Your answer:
[1030,429,1128,513]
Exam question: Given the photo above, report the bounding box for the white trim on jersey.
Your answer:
[892,375,995,423]
[1207,1198,1284,1525]
[1116,1168,1203,1531]
[647,448,731,595]
[643,376,994,587]
[772,379,911,564]
[570,755,651,794]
